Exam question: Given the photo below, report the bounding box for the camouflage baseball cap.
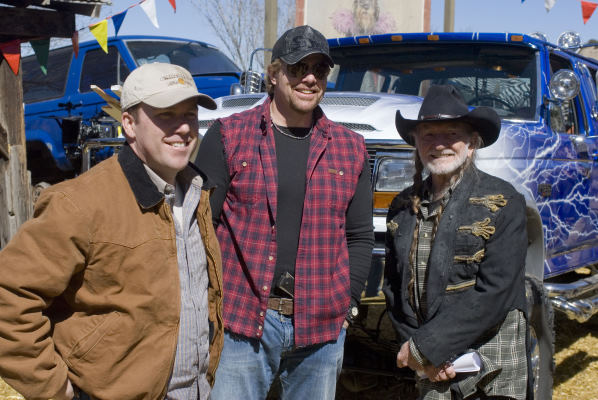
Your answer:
[271,25,334,67]
[121,62,216,111]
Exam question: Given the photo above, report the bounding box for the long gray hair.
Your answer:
[406,126,483,309]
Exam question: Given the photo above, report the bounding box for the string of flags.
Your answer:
[3,0,598,76]
[0,0,176,75]
[525,0,598,23]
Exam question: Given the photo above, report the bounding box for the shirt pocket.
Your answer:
[228,159,260,204]
[445,263,478,293]
[449,234,484,293]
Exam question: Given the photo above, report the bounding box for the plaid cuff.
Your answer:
[409,338,428,368]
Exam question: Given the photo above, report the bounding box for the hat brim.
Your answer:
[395,106,501,148]
[280,50,334,68]
[140,88,217,110]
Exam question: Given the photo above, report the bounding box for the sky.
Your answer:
[69,0,598,62]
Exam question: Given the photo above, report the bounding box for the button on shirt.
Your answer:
[144,166,211,400]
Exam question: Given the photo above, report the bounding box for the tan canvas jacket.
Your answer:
[0,145,223,400]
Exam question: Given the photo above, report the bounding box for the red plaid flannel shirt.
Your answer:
[216,98,368,346]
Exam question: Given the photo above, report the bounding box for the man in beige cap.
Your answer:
[0,63,224,400]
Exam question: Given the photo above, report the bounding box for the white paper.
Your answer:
[452,351,482,373]
[417,352,481,378]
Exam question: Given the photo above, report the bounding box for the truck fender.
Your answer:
[511,183,545,281]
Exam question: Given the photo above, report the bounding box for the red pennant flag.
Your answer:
[0,39,21,75]
[582,1,598,24]
[169,0,176,12]
[72,31,80,58]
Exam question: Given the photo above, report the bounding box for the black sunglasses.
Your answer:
[285,61,330,80]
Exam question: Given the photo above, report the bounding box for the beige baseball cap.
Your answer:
[120,62,217,111]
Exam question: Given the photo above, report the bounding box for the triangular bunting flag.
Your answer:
[112,10,127,36]
[0,40,21,75]
[169,0,176,12]
[90,20,109,53]
[545,0,557,12]
[141,0,159,28]
[582,1,598,24]
[72,31,79,58]
[30,39,50,75]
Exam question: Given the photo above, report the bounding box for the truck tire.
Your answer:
[526,276,554,399]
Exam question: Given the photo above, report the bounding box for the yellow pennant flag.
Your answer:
[90,20,108,53]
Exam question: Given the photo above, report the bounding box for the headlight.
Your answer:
[375,156,415,192]
[373,156,416,211]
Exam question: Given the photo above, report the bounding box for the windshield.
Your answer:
[125,40,240,75]
[329,43,538,119]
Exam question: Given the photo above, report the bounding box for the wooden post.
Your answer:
[264,0,278,66]
[444,0,455,32]
[0,56,31,249]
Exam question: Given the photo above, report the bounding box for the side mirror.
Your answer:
[548,69,580,103]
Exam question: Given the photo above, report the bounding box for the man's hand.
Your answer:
[396,341,456,382]
[343,320,350,329]
[422,363,456,382]
[396,341,422,371]
[53,378,74,400]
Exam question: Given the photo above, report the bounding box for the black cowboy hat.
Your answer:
[395,85,501,147]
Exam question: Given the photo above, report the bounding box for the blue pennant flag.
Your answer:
[112,10,127,36]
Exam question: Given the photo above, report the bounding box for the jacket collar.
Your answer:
[118,144,214,210]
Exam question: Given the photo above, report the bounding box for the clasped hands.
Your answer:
[396,341,456,382]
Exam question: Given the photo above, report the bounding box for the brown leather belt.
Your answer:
[267,297,294,315]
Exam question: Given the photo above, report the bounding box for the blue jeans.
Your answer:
[210,309,346,400]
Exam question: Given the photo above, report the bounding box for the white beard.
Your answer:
[423,145,471,177]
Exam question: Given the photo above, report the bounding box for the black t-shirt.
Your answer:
[195,121,374,306]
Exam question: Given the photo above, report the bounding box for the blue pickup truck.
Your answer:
[22,35,241,184]
[195,31,598,398]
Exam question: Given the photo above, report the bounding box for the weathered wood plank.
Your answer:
[9,145,31,227]
[0,166,10,248]
[0,123,8,160]
[0,51,30,249]
[0,8,75,39]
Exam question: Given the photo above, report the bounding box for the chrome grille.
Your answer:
[321,96,378,107]
[222,96,263,108]
[198,119,215,129]
[366,147,377,175]
[336,122,376,132]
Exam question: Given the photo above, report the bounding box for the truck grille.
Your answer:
[321,96,378,107]
[366,147,377,175]
[222,96,263,108]
[198,119,215,129]
[336,122,376,132]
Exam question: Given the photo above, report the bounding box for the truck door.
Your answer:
[70,44,130,125]
[545,53,598,275]
[574,61,598,265]
[23,46,75,175]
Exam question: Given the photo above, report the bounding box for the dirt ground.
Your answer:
[336,313,598,399]
[1,314,597,399]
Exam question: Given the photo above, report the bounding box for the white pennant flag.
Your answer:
[545,0,557,12]
[140,0,159,28]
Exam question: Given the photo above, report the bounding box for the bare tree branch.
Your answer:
[191,0,295,70]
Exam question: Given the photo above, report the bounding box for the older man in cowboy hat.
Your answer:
[383,85,530,400]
